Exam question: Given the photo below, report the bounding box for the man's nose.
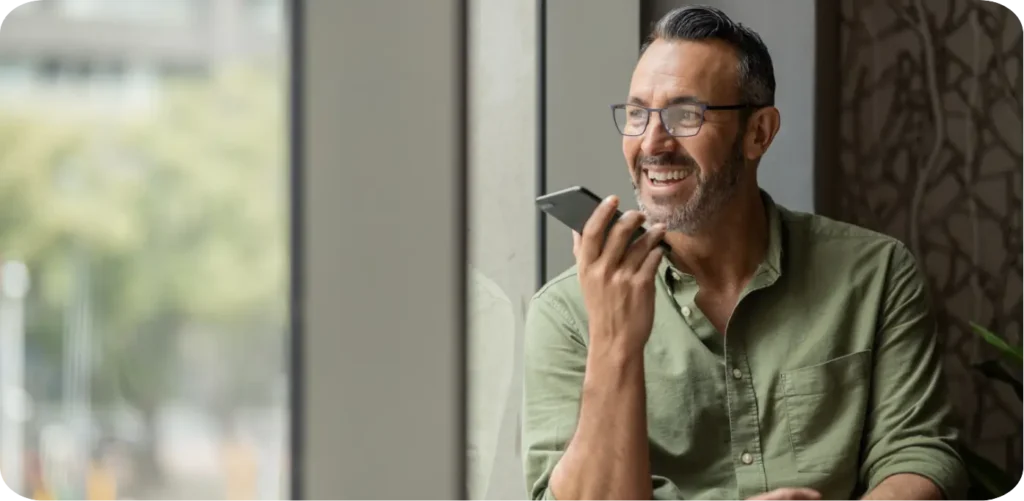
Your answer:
[641,112,675,155]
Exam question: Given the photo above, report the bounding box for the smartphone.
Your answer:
[536,185,671,253]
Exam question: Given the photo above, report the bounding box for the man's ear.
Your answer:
[744,106,781,161]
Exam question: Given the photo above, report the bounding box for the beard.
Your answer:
[632,136,745,235]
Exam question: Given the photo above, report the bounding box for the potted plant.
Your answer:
[962,322,1022,499]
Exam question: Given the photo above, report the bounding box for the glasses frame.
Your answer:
[610,101,763,137]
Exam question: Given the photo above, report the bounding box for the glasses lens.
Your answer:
[613,105,647,136]
[662,104,702,136]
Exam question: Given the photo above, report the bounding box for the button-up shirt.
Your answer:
[521,193,966,500]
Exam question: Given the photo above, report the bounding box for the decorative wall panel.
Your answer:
[838,0,1022,475]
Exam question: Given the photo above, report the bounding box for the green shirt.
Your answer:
[521,193,966,500]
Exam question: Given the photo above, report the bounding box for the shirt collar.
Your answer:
[660,189,784,290]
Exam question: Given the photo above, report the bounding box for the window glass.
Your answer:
[0,1,288,498]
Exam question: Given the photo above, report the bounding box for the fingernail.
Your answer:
[652,223,667,231]
[603,195,617,205]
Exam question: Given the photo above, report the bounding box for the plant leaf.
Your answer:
[961,446,1020,499]
[970,322,1023,367]
[973,360,1023,399]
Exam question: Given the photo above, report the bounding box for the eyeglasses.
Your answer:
[610,101,763,137]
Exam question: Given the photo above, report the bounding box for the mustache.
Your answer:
[637,153,698,170]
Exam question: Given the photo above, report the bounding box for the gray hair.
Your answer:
[640,5,775,107]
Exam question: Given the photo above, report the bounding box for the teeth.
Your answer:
[647,170,685,182]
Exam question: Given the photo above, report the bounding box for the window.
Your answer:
[54,0,202,25]
[0,1,288,499]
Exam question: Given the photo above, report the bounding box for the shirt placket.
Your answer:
[667,264,770,497]
[725,266,779,498]
[665,263,776,498]
[724,336,768,499]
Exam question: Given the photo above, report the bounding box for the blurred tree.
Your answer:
[0,65,287,494]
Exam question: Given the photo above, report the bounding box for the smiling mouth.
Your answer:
[643,168,692,187]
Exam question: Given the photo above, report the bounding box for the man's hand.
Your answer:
[573,195,666,357]
[545,195,663,500]
[746,487,822,500]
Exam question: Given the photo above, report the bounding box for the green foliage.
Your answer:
[0,65,287,411]
[964,322,1023,500]
[971,322,1023,367]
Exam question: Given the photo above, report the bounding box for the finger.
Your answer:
[622,223,666,271]
[578,195,618,264]
[788,488,821,500]
[638,245,664,278]
[572,231,581,261]
[747,488,821,500]
[598,209,646,265]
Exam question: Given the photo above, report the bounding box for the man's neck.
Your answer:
[663,187,770,293]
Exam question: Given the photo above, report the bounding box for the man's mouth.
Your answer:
[643,168,691,187]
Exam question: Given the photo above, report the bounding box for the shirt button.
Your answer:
[681,306,692,317]
[732,368,743,379]
[741,452,753,465]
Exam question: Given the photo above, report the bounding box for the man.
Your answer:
[521,6,965,500]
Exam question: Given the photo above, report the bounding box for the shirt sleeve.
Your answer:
[859,243,968,498]
[521,290,684,501]
[521,293,587,500]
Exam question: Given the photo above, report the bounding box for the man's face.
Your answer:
[624,38,750,234]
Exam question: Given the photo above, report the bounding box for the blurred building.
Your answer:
[0,0,283,112]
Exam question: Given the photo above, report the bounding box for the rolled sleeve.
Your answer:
[864,448,965,498]
[521,292,587,501]
[859,244,967,498]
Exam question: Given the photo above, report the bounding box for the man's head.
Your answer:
[619,6,780,234]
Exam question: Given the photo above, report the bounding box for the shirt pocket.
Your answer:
[780,350,871,474]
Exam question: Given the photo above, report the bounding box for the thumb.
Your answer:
[572,231,581,261]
